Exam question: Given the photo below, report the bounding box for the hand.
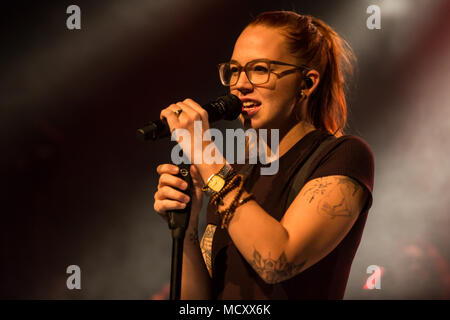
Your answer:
[160,98,210,165]
[154,163,204,228]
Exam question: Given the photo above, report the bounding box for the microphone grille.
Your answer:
[220,94,242,121]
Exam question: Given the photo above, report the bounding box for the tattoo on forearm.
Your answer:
[189,226,199,245]
[249,249,306,284]
[303,176,362,219]
[200,225,216,274]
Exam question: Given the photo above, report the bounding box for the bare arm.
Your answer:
[210,175,368,284]
[180,224,213,299]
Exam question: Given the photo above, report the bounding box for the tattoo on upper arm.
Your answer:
[303,176,364,219]
[302,179,333,203]
[200,224,216,276]
[249,249,306,284]
[337,177,360,196]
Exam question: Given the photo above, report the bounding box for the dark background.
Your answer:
[1,0,449,299]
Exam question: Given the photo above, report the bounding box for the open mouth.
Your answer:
[241,100,262,116]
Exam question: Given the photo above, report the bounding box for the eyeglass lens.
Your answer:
[220,61,270,86]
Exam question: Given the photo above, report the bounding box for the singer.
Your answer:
[153,11,374,299]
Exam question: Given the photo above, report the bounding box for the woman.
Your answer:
[153,11,374,299]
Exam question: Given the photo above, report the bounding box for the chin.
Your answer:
[240,111,274,130]
[242,117,260,130]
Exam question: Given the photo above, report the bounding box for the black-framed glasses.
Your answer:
[217,59,311,86]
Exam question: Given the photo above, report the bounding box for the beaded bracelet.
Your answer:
[209,174,243,207]
[219,192,255,229]
[218,178,246,229]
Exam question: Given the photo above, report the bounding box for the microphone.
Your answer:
[136,94,242,141]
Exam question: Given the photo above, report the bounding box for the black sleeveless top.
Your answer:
[206,130,374,299]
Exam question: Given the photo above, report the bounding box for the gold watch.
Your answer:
[202,164,235,197]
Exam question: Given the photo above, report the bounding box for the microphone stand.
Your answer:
[166,162,192,300]
[137,131,193,300]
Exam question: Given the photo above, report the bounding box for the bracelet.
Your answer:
[219,192,255,229]
[237,193,255,207]
[209,174,238,206]
[210,174,243,207]
[211,180,239,207]
[201,164,236,197]
[218,178,245,229]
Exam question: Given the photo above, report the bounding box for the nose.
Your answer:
[232,70,253,94]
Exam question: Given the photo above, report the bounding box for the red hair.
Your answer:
[248,11,356,136]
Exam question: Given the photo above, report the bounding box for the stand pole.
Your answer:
[167,163,192,300]
[169,228,185,300]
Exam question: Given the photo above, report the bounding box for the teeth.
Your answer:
[242,101,259,107]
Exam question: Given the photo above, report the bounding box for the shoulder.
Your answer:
[327,135,373,163]
[309,134,375,193]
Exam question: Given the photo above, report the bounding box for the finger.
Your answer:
[156,164,179,175]
[158,173,188,191]
[155,185,190,203]
[154,199,186,214]
[174,102,202,123]
[160,104,182,121]
[160,104,181,132]
[183,98,209,124]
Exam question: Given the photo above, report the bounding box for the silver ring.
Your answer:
[174,109,182,117]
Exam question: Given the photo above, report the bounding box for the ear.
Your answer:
[302,70,320,95]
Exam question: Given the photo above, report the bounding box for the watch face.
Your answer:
[208,175,226,192]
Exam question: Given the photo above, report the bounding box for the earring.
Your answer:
[298,91,307,101]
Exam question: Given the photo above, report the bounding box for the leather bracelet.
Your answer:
[237,193,255,207]
[202,163,236,197]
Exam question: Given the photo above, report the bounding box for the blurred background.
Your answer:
[1,0,449,299]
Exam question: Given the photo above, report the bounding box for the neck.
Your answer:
[278,120,316,157]
[255,121,316,162]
